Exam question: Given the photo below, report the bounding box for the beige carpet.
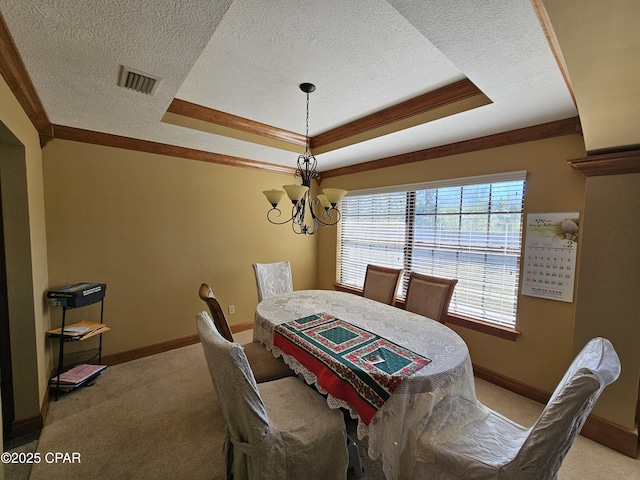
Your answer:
[19,334,639,480]
[30,344,226,480]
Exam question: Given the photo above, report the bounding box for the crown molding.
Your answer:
[312,78,487,150]
[51,118,582,179]
[0,13,52,146]
[321,117,582,178]
[166,78,489,156]
[0,9,585,178]
[52,125,297,175]
[166,98,307,148]
[568,148,640,176]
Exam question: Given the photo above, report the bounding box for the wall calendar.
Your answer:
[521,212,580,302]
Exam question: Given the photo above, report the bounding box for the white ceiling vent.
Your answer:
[118,65,161,95]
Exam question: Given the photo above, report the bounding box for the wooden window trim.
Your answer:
[333,283,520,341]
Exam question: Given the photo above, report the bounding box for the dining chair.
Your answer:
[411,337,621,480]
[362,264,404,306]
[252,260,294,302]
[196,311,349,479]
[404,272,458,323]
[198,283,294,383]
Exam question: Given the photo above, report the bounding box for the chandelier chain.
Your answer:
[305,90,310,154]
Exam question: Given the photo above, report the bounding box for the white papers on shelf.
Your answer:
[63,324,91,334]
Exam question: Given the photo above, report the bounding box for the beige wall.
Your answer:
[539,0,640,431]
[0,75,50,421]
[42,139,317,356]
[543,0,640,152]
[319,134,640,430]
[574,173,640,428]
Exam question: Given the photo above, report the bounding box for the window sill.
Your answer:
[333,283,520,341]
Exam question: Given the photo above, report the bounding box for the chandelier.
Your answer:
[263,83,347,235]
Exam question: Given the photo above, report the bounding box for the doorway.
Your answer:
[0,119,38,441]
[0,177,13,438]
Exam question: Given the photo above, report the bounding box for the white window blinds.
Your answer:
[337,171,526,327]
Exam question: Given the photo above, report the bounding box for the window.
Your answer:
[337,172,526,328]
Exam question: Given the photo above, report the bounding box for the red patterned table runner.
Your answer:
[273,313,431,424]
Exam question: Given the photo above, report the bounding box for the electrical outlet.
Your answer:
[228,305,235,315]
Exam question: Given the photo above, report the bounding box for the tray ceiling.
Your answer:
[0,0,576,171]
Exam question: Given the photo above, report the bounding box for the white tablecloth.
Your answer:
[254,290,486,479]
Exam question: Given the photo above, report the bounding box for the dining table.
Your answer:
[253,289,486,480]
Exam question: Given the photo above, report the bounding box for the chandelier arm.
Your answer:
[309,197,341,226]
[316,208,341,226]
[266,207,294,225]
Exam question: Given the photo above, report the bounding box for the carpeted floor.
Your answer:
[29,343,226,480]
[7,333,639,480]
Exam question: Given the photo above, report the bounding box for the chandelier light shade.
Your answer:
[263,83,347,235]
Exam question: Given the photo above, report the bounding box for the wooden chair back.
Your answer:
[198,283,234,342]
[404,272,457,323]
[362,264,403,306]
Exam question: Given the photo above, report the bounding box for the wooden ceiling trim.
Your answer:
[531,0,576,107]
[568,148,640,176]
[0,14,53,145]
[166,98,307,147]
[52,125,297,175]
[311,78,485,149]
[321,117,581,178]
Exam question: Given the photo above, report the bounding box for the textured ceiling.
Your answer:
[0,0,577,171]
[178,0,464,133]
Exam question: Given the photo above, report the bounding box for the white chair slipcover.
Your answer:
[196,311,348,479]
[253,261,293,302]
[408,337,621,480]
[198,283,294,383]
